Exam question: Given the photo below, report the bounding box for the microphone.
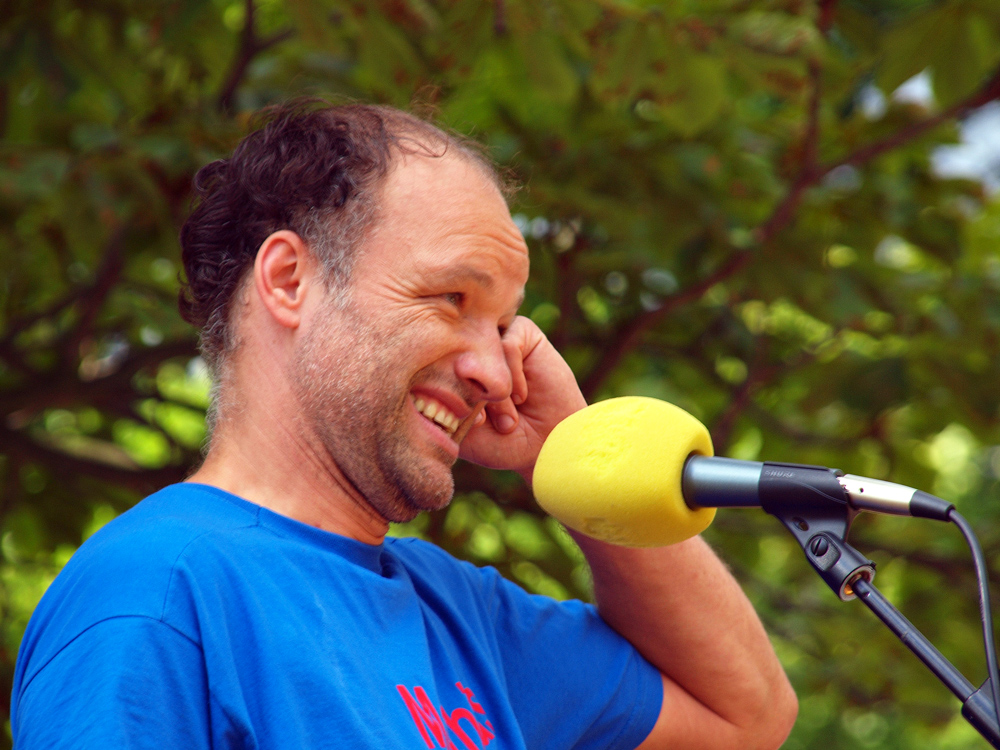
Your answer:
[684,456,953,520]
[533,396,954,548]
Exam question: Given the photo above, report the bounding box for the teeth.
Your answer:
[434,412,459,432]
[412,395,459,435]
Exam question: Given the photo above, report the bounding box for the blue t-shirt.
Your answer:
[12,483,662,749]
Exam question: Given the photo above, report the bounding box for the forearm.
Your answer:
[572,531,797,748]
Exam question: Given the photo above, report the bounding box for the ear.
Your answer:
[253,230,315,329]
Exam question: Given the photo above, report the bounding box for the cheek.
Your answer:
[365,314,461,378]
[348,297,469,371]
[396,305,465,346]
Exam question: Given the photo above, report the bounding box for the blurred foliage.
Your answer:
[3,0,1000,746]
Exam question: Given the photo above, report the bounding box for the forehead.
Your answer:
[363,151,530,283]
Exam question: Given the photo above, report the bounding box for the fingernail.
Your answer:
[496,414,516,432]
[512,393,524,405]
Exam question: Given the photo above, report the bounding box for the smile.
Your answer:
[412,395,460,436]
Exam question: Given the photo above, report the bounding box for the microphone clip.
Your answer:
[758,462,876,601]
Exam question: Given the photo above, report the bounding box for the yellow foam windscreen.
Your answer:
[533,396,716,547]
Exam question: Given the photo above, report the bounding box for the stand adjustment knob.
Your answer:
[807,533,841,570]
[810,536,829,556]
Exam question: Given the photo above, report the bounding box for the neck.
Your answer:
[187,379,390,546]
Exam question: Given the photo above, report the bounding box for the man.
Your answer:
[12,103,797,748]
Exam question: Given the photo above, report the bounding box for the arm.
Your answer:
[572,533,797,750]
[461,316,797,750]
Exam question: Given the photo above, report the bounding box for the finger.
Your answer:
[502,332,528,406]
[485,398,519,434]
[505,316,545,404]
[454,401,487,444]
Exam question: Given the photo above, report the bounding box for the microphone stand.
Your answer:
[756,463,1000,748]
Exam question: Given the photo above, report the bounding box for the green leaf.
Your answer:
[877,4,1000,103]
[877,6,948,94]
[728,11,822,58]
[657,54,727,137]
[930,12,998,107]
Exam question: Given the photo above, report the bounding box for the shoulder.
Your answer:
[16,484,260,682]
[60,483,261,611]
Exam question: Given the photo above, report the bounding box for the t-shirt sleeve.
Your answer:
[482,568,663,750]
[14,616,223,749]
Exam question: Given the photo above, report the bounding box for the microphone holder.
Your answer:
[757,462,1000,748]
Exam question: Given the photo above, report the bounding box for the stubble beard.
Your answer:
[293,301,458,524]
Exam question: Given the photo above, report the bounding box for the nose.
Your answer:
[454,326,512,404]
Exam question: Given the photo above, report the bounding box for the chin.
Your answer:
[373,467,455,524]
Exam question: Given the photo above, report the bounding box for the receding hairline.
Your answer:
[360,105,513,199]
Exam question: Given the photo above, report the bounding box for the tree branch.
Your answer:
[549,240,583,353]
[0,341,32,377]
[0,451,20,520]
[217,0,294,112]
[100,339,199,392]
[757,61,1000,242]
[852,534,997,589]
[579,8,834,398]
[493,0,507,36]
[0,339,198,418]
[709,353,783,454]
[0,230,126,376]
[0,425,187,495]
[0,82,8,142]
[59,227,125,368]
[579,249,752,400]
[746,402,866,451]
[579,49,1000,399]
[818,0,838,35]
[819,56,1000,179]
[1,289,81,352]
[753,32,827,247]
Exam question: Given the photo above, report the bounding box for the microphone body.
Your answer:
[683,455,953,521]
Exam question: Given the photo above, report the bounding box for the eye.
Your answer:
[442,292,464,307]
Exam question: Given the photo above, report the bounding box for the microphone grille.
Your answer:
[533,396,715,547]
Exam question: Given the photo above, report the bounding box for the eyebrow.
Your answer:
[431,265,525,316]
[433,265,495,290]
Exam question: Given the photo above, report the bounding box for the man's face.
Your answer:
[293,152,529,523]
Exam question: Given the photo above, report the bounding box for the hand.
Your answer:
[458,316,586,482]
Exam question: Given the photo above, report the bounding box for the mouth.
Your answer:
[411,394,461,437]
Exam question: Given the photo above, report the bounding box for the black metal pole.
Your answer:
[852,578,1000,748]
[748,461,1000,747]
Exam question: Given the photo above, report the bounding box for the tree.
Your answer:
[2,0,1000,746]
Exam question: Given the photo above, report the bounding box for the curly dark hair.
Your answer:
[179,100,504,377]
